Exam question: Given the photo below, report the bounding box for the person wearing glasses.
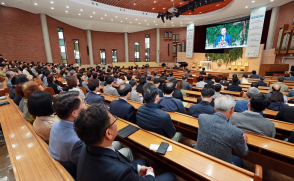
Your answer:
[49,92,133,179]
[74,103,177,181]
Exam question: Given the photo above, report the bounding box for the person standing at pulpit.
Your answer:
[215,27,232,47]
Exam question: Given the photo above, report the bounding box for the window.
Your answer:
[145,35,150,62]
[73,39,81,65]
[134,42,139,62]
[100,49,106,64]
[112,49,117,62]
[57,28,67,64]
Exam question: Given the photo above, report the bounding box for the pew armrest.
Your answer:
[254,165,263,181]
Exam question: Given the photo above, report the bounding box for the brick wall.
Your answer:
[0,5,47,63]
[91,31,125,65]
[160,27,186,63]
[128,29,157,63]
[273,1,294,62]
[46,16,89,65]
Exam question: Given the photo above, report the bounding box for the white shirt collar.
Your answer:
[105,145,115,151]
[120,97,128,102]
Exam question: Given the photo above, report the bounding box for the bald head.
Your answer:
[117,83,132,98]
[272,84,281,92]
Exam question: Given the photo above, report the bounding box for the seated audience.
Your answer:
[47,74,61,94]
[213,84,222,99]
[153,78,164,97]
[158,78,165,91]
[286,131,294,144]
[136,76,146,94]
[249,70,260,78]
[266,84,288,103]
[129,80,143,103]
[110,84,136,124]
[235,87,260,113]
[28,91,58,142]
[197,84,215,107]
[117,75,125,85]
[227,77,242,92]
[185,69,192,77]
[22,65,33,80]
[200,68,206,75]
[214,77,224,90]
[14,74,29,105]
[195,95,248,168]
[220,76,229,86]
[275,105,294,124]
[229,74,240,85]
[77,73,90,92]
[158,82,186,114]
[176,80,187,97]
[189,87,215,118]
[103,76,120,97]
[99,73,105,85]
[195,76,207,88]
[151,71,158,81]
[269,76,288,92]
[240,74,249,83]
[74,104,176,181]
[85,79,105,105]
[256,75,267,87]
[9,76,16,99]
[285,71,294,81]
[267,91,287,111]
[230,94,275,137]
[6,71,14,88]
[167,72,174,81]
[204,74,214,84]
[182,76,192,90]
[170,79,184,101]
[40,69,50,86]
[68,76,85,100]
[137,83,183,142]
[126,75,132,84]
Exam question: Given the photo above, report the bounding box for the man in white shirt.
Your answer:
[129,80,143,103]
[196,76,207,88]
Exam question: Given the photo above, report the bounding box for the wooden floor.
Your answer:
[0,144,15,181]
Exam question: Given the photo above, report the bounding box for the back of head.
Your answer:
[88,79,100,91]
[232,74,237,78]
[70,70,76,76]
[53,91,81,120]
[251,82,259,88]
[127,75,132,81]
[182,76,187,80]
[28,91,54,117]
[202,68,205,71]
[201,88,215,98]
[222,76,227,81]
[6,71,13,79]
[176,81,183,91]
[118,84,132,97]
[11,76,16,86]
[77,73,83,80]
[277,76,284,82]
[129,80,137,88]
[272,84,281,92]
[154,71,158,76]
[247,87,260,99]
[164,82,175,94]
[22,81,42,98]
[270,91,284,103]
[250,93,270,112]
[74,104,110,145]
[214,84,221,92]
[47,74,55,84]
[188,70,191,73]
[260,75,265,81]
[67,76,78,89]
[139,76,146,84]
[15,74,29,84]
[214,95,236,112]
[92,73,98,79]
[153,77,161,84]
[215,77,221,83]
[291,71,294,77]
[207,74,213,80]
[242,74,248,78]
[106,76,114,84]
[232,77,239,84]
[169,72,173,76]
[199,76,204,81]
[143,83,159,103]
[252,70,256,75]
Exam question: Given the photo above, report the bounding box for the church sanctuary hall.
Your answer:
[1,0,294,180]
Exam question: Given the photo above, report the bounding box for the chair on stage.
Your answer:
[233,62,241,71]
[228,62,235,70]
[240,62,249,71]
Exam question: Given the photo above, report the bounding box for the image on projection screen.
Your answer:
[205,20,250,49]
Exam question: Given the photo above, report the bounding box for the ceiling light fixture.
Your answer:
[156,24,157,25]
[245,6,248,8]
[66,6,69,8]
[51,1,54,4]
[111,19,113,21]
[101,17,103,19]
[78,14,81,15]
[115,16,118,18]
[34,3,37,5]
[271,0,274,1]
[181,25,183,26]
[1,2,4,5]
[51,7,54,9]
[80,9,83,11]
[65,11,68,13]
[121,21,123,22]
[139,23,141,24]
[126,18,128,19]
[154,21,156,22]
[135,19,137,20]
[172,25,174,26]
[145,20,147,21]
[105,14,107,16]
[130,22,132,23]
[90,16,92,18]
[252,0,255,2]
[93,12,95,14]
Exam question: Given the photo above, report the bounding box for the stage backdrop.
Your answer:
[177,44,275,74]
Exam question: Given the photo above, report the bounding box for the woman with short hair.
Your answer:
[67,76,85,100]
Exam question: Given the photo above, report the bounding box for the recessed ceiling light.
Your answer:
[78,14,81,15]
[90,16,92,18]
[1,2,4,5]
[154,21,155,22]
[252,0,255,2]
[145,20,147,21]
[139,23,141,24]
[65,11,68,13]
[271,0,274,1]
[51,1,54,4]
[147,24,149,25]
[101,17,103,19]
[66,6,69,8]
[164,25,166,26]
[80,9,83,11]
[121,21,123,22]
[115,16,118,18]
[135,19,137,20]
[181,25,183,26]
[181,22,182,24]
[111,19,113,21]
[105,14,107,16]
[171,22,173,24]
[130,22,132,23]
[34,3,37,5]
[126,18,128,19]
[245,6,248,8]
[172,25,174,26]
[190,22,192,23]
[156,24,157,25]
[51,7,54,9]
[93,12,95,14]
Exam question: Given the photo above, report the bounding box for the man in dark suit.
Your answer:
[136,76,146,94]
[249,70,260,79]
[215,27,232,47]
[110,84,136,124]
[199,68,206,75]
[189,88,215,118]
[170,79,184,101]
[256,75,267,87]
[227,77,242,92]
[185,69,192,77]
[74,104,176,181]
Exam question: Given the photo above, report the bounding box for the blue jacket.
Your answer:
[249,74,260,78]
[234,100,249,113]
[136,103,176,139]
[285,76,294,81]
[85,92,105,105]
[158,97,186,114]
[110,98,136,124]
[215,35,232,47]
[267,102,286,111]
[227,84,242,92]
[256,80,267,87]
[288,88,294,97]
[188,101,215,118]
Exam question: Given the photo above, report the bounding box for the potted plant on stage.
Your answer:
[217,59,223,71]
[192,59,198,69]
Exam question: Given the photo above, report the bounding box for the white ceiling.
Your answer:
[1,0,292,33]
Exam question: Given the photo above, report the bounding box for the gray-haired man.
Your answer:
[195,95,248,168]
[6,71,15,88]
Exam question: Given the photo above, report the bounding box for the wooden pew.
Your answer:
[0,98,73,181]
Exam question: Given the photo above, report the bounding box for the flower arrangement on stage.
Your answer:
[217,59,223,71]
[192,59,198,68]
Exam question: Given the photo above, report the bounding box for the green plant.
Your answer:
[205,48,243,66]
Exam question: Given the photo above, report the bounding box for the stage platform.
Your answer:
[191,68,252,76]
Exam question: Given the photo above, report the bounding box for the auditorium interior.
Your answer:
[1,0,294,180]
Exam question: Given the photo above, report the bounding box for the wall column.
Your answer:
[86,30,94,66]
[40,14,53,63]
[266,7,280,50]
[124,32,129,62]
[156,28,160,64]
